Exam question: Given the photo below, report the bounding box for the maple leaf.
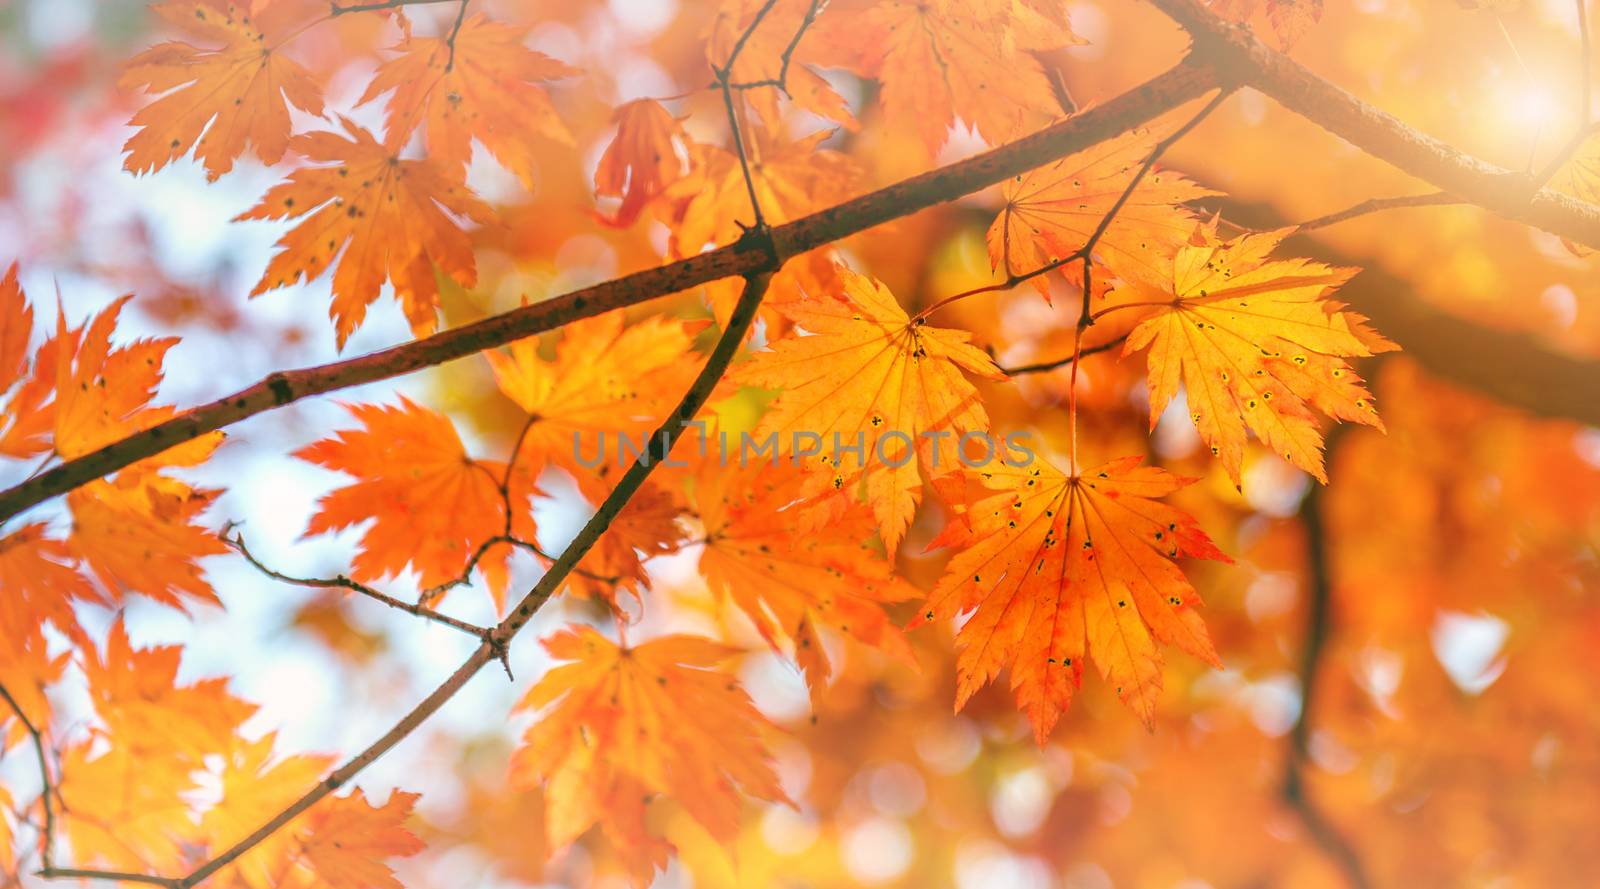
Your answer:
[988,127,1219,297]
[62,620,256,872]
[296,398,525,609]
[568,477,687,604]
[198,734,335,888]
[696,460,917,699]
[1556,132,1600,254]
[0,262,56,459]
[358,13,577,189]
[68,474,228,612]
[485,310,701,481]
[0,523,101,647]
[82,619,257,760]
[51,295,182,459]
[707,0,856,132]
[297,789,425,889]
[731,267,1002,551]
[510,626,789,886]
[663,125,861,254]
[593,99,689,228]
[915,455,1230,738]
[238,118,495,348]
[1120,225,1397,484]
[120,0,324,180]
[809,0,1079,156]
[0,631,66,751]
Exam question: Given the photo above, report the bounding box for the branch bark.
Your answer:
[1151,0,1600,246]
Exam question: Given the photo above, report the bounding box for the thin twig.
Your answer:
[712,0,784,230]
[726,0,823,95]
[172,271,775,889]
[917,86,1232,322]
[444,0,470,71]
[1284,432,1371,889]
[1077,88,1234,328]
[0,684,55,874]
[329,0,455,14]
[1293,191,1459,231]
[224,531,495,640]
[997,336,1126,376]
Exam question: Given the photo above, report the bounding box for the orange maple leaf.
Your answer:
[568,477,687,605]
[915,455,1230,738]
[708,0,856,132]
[358,13,577,189]
[509,626,789,887]
[0,261,57,459]
[697,460,917,700]
[1120,225,1396,484]
[120,0,324,180]
[731,267,1001,551]
[199,734,336,889]
[296,398,527,609]
[809,0,1080,156]
[238,118,495,348]
[0,524,102,647]
[988,127,1219,297]
[297,789,424,889]
[593,99,690,228]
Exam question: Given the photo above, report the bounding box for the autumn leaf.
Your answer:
[358,12,577,189]
[199,734,335,889]
[593,99,689,228]
[0,524,101,646]
[296,398,525,609]
[731,267,1002,551]
[809,0,1079,156]
[1120,224,1396,484]
[915,455,1229,738]
[707,0,856,131]
[82,618,257,760]
[696,460,917,700]
[120,0,324,180]
[61,620,257,872]
[988,127,1219,297]
[485,310,701,481]
[569,477,687,604]
[297,789,424,889]
[663,125,860,254]
[510,626,789,886]
[238,117,495,348]
[0,262,56,459]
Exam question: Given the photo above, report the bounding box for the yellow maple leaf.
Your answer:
[731,267,1002,551]
[1120,225,1397,484]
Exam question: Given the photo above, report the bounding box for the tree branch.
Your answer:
[170,272,774,889]
[1151,0,1600,246]
[1292,191,1459,231]
[0,61,1218,526]
[996,336,1126,376]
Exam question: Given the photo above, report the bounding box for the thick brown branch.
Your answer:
[1151,0,1600,247]
[0,61,1217,526]
[173,272,774,889]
